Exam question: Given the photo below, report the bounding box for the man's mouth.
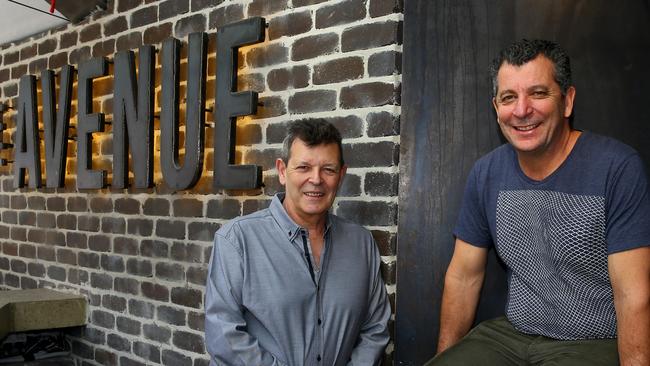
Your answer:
[513,122,541,132]
[304,192,324,197]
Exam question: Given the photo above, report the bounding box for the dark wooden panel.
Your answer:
[396,1,650,365]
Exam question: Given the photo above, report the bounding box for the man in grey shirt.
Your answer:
[205,119,391,366]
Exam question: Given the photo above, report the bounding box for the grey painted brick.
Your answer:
[143,22,173,45]
[126,258,153,277]
[89,197,113,213]
[89,234,111,252]
[79,252,100,269]
[267,65,310,92]
[159,0,189,21]
[83,327,106,345]
[367,111,400,137]
[171,287,202,308]
[341,20,402,52]
[114,237,139,255]
[246,43,288,68]
[57,248,77,265]
[143,323,171,343]
[288,90,336,114]
[117,0,142,11]
[21,277,37,289]
[157,305,186,326]
[104,16,128,37]
[192,0,225,12]
[39,247,56,262]
[339,173,362,197]
[92,310,116,329]
[156,262,185,282]
[133,341,161,363]
[340,82,398,109]
[67,196,88,212]
[316,0,366,29]
[369,0,403,17]
[141,282,169,302]
[101,254,125,272]
[269,11,312,40]
[188,222,219,242]
[116,32,142,52]
[117,316,141,336]
[173,330,205,353]
[78,216,100,232]
[248,0,287,16]
[71,340,93,360]
[314,56,364,85]
[95,348,117,366]
[368,50,402,77]
[343,141,397,168]
[102,217,126,234]
[186,266,207,285]
[129,299,155,319]
[10,196,26,209]
[10,259,26,273]
[18,244,35,259]
[3,211,17,224]
[175,14,207,38]
[337,200,397,226]
[251,96,286,120]
[156,219,185,239]
[131,6,158,28]
[365,171,398,196]
[173,198,203,217]
[187,311,205,332]
[27,196,45,210]
[162,349,192,366]
[140,240,169,258]
[242,199,272,215]
[127,218,153,236]
[107,333,131,352]
[56,214,77,230]
[27,262,45,277]
[171,242,203,263]
[115,198,140,214]
[292,33,338,61]
[114,277,139,295]
[36,213,56,228]
[91,272,113,290]
[67,232,88,249]
[102,294,127,312]
[208,4,244,29]
[68,268,89,285]
[143,198,169,216]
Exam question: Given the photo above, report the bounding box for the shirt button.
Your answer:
[317,355,321,362]
[318,318,322,325]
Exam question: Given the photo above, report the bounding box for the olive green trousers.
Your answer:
[424,317,619,366]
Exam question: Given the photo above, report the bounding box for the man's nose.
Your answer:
[513,96,533,118]
[309,168,322,185]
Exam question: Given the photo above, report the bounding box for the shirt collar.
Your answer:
[270,193,333,241]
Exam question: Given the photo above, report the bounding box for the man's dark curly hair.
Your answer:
[281,118,344,166]
[489,39,572,97]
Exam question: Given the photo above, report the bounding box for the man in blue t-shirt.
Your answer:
[426,40,650,366]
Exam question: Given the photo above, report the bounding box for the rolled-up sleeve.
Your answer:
[204,232,286,366]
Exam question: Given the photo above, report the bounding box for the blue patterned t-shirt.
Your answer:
[454,131,650,340]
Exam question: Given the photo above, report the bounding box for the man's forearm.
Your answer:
[616,301,650,366]
[436,274,483,353]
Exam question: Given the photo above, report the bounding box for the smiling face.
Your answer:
[493,55,575,157]
[276,138,347,227]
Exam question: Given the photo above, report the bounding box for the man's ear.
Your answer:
[563,86,576,118]
[276,158,287,186]
[338,165,348,189]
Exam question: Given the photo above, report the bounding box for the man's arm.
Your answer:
[204,233,286,366]
[436,238,489,354]
[609,246,650,366]
[348,242,392,365]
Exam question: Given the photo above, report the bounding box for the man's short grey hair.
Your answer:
[281,118,345,166]
[489,39,572,97]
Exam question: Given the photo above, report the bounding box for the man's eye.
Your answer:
[500,95,515,103]
[532,90,549,97]
[295,166,308,171]
[324,168,337,175]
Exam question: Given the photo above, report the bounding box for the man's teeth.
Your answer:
[514,123,539,131]
[304,192,324,197]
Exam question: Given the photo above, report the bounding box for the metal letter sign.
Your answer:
[214,18,264,189]
[13,75,42,188]
[42,65,74,188]
[161,32,207,190]
[77,57,108,189]
[113,46,155,189]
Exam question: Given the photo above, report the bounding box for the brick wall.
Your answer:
[0,0,402,365]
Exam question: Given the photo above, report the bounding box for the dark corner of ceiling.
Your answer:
[45,0,107,23]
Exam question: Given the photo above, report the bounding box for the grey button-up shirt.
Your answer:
[205,193,391,366]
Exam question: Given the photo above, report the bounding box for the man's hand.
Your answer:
[609,246,650,366]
